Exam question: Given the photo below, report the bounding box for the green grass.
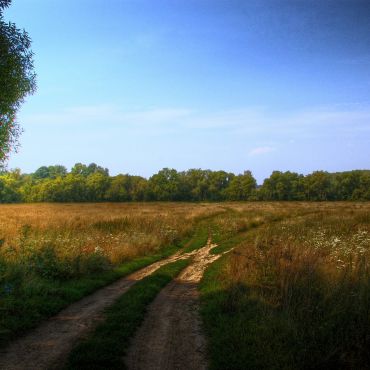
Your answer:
[66,258,190,370]
[199,256,297,370]
[183,224,209,252]
[209,208,313,255]
[210,231,250,254]
[200,255,370,370]
[210,219,262,255]
[0,244,180,347]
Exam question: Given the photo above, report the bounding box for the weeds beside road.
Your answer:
[200,204,370,369]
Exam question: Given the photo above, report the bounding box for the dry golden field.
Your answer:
[0,202,224,264]
[1,201,368,264]
[1,201,370,368]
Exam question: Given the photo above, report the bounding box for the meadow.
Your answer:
[0,202,222,344]
[0,202,224,266]
[0,202,369,369]
[200,202,370,369]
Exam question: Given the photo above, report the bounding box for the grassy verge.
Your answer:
[210,220,262,255]
[0,244,180,347]
[200,210,370,370]
[210,231,251,254]
[199,256,291,370]
[66,258,190,370]
[183,224,209,252]
[200,254,313,370]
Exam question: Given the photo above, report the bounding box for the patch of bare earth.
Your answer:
[0,250,193,370]
[125,240,226,370]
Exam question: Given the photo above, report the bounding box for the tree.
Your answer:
[350,171,370,200]
[183,169,209,201]
[0,168,21,202]
[0,0,36,162]
[207,170,234,201]
[304,171,334,201]
[33,165,67,179]
[86,172,110,201]
[333,171,362,200]
[225,171,257,200]
[130,176,148,201]
[48,165,67,178]
[147,168,171,200]
[259,171,305,200]
[147,168,182,201]
[105,174,131,201]
[71,163,109,177]
[33,166,50,179]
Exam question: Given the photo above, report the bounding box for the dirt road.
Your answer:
[125,240,225,370]
[0,249,194,370]
[0,240,227,370]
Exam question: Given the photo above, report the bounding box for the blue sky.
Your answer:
[5,0,370,183]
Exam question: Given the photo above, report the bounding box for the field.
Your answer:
[201,202,370,369]
[0,202,224,264]
[0,202,222,344]
[0,202,369,369]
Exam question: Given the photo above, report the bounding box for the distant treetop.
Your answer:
[0,165,369,203]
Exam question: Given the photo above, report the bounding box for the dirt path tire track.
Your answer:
[0,249,197,370]
[125,240,227,370]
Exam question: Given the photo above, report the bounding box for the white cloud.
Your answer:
[19,103,370,139]
[9,103,370,179]
[249,146,276,156]
[22,105,193,127]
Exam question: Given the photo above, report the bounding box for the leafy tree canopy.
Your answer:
[71,163,109,177]
[0,165,369,203]
[0,0,36,163]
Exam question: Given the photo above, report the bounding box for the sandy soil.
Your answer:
[125,240,226,370]
[0,250,193,370]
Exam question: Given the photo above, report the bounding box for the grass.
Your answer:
[1,201,370,368]
[0,203,225,346]
[200,204,370,369]
[66,258,190,370]
[183,223,210,252]
[0,243,180,347]
[0,203,224,264]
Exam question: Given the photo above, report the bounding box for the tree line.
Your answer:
[0,163,369,203]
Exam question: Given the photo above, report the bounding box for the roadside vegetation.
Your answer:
[0,202,222,346]
[200,202,370,369]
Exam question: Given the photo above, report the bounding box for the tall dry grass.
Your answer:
[0,202,224,266]
[0,202,225,345]
[220,203,370,368]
